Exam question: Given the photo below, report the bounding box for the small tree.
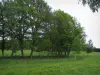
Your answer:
[87,39,94,53]
[71,36,83,59]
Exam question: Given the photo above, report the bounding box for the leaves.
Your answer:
[80,0,100,12]
[0,0,90,57]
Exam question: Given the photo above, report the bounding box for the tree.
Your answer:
[0,1,9,56]
[71,18,87,56]
[44,10,79,57]
[54,10,76,57]
[71,36,81,59]
[87,39,94,53]
[80,0,100,12]
[0,0,88,58]
[29,0,52,57]
[5,1,19,56]
[48,23,59,56]
[12,0,32,57]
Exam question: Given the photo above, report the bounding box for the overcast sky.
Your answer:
[45,0,100,48]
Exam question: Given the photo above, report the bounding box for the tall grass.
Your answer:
[0,50,52,56]
[0,52,100,75]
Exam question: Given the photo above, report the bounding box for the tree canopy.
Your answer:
[0,0,93,58]
[80,0,100,12]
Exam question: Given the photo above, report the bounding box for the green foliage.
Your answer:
[86,39,94,53]
[0,0,91,57]
[80,0,100,12]
[71,36,82,54]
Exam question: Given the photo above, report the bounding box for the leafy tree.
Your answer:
[48,23,59,56]
[87,39,94,53]
[0,0,89,58]
[71,35,86,59]
[12,0,32,57]
[80,0,100,12]
[53,10,76,57]
[0,1,9,56]
[28,0,52,57]
[5,1,19,56]
[71,18,87,55]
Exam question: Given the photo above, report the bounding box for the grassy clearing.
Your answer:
[0,50,51,56]
[0,52,100,75]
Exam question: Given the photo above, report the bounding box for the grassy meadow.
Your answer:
[0,51,100,75]
[0,50,50,56]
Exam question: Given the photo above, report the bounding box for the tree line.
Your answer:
[0,0,94,57]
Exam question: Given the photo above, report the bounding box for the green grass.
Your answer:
[0,52,100,75]
[0,50,51,56]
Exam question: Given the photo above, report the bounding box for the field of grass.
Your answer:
[0,52,100,75]
[0,50,51,56]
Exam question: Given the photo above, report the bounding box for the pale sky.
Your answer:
[45,0,100,48]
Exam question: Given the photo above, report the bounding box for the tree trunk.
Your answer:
[2,50,4,57]
[19,40,24,57]
[39,51,41,58]
[58,52,60,58]
[30,48,34,57]
[47,49,50,57]
[64,51,67,56]
[11,48,14,57]
[51,44,54,57]
[60,52,62,56]
[67,51,70,57]
[1,38,5,57]
[1,13,5,57]
[55,51,57,56]
[67,48,70,57]
[21,48,24,57]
